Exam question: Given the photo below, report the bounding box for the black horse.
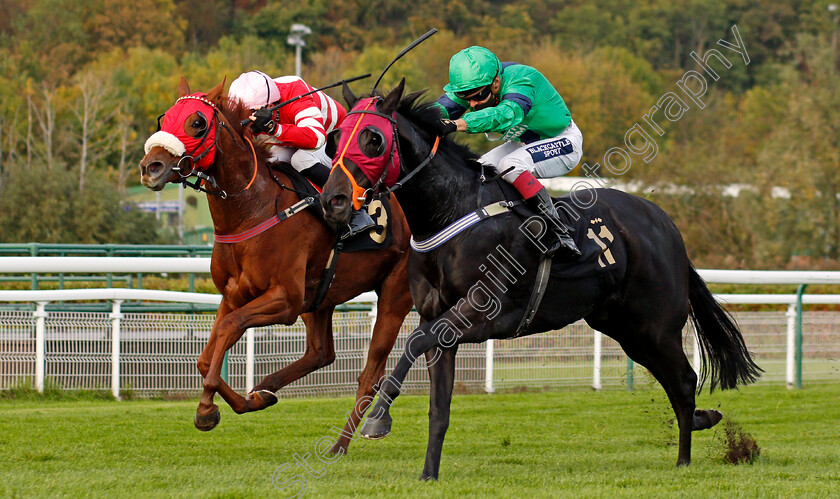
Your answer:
[320,80,761,480]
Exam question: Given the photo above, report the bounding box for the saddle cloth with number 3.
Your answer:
[274,162,394,252]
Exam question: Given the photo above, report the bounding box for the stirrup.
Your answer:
[545,230,581,259]
[342,209,376,239]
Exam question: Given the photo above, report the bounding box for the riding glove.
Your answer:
[438,119,458,136]
[251,107,278,135]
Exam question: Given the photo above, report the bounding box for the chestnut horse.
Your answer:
[139,78,413,454]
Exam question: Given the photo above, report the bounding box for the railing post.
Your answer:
[485,339,495,393]
[368,302,378,335]
[786,303,796,389]
[626,358,634,391]
[221,353,229,384]
[30,243,39,290]
[795,284,806,389]
[110,300,123,400]
[246,328,255,393]
[106,245,114,288]
[34,301,48,393]
[592,330,602,390]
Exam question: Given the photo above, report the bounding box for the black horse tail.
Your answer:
[688,265,762,392]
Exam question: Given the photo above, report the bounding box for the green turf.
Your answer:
[1,384,838,498]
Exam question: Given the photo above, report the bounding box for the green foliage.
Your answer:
[0,161,175,244]
[0,0,838,264]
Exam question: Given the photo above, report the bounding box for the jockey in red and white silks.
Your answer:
[228,71,347,187]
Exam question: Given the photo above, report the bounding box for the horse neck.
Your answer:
[204,136,286,235]
[395,146,484,241]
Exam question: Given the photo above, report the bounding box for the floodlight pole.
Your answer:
[287,24,312,77]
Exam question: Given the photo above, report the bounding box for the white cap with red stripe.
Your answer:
[228,70,280,109]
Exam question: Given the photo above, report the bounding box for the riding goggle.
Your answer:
[455,85,493,102]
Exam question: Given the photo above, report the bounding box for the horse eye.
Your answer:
[189,113,208,137]
[360,127,387,158]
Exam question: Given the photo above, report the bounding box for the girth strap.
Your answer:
[514,255,553,337]
[306,238,344,313]
[409,200,520,253]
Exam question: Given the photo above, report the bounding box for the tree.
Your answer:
[175,0,232,53]
[88,0,185,55]
[72,71,121,191]
[755,34,840,259]
[0,160,174,244]
[11,0,93,81]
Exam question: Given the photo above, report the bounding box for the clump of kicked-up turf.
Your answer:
[716,417,761,464]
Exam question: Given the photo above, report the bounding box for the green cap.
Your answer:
[443,46,501,93]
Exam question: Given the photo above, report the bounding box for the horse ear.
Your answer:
[207,78,226,105]
[177,76,191,97]
[382,78,405,113]
[342,82,358,109]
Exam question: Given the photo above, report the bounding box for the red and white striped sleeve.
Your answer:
[312,90,347,133]
[271,77,327,149]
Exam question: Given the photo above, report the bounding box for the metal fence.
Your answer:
[3,260,840,397]
[1,308,837,397]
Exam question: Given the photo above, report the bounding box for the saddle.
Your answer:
[482,177,624,280]
[270,162,394,253]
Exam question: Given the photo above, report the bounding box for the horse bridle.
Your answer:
[333,96,440,209]
[155,95,257,199]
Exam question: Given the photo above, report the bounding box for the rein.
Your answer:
[387,134,439,194]
[213,195,319,243]
[179,133,258,199]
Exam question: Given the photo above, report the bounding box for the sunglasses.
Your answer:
[455,85,493,102]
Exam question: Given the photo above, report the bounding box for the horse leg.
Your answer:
[617,325,700,466]
[359,327,441,440]
[330,273,412,454]
[360,298,519,443]
[194,301,233,430]
[196,286,303,429]
[420,345,458,481]
[249,308,336,403]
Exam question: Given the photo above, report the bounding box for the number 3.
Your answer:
[367,200,387,244]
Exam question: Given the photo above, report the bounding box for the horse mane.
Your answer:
[218,96,272,166]
[397,91,482,170]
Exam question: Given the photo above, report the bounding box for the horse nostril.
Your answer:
[147,162,162,175]
[331,196,346,208]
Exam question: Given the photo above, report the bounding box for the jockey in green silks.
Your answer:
[433,46,582,259]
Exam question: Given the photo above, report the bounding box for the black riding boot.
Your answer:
[301,162,375,237]
[344,209,376,238]
[302,163,376,237]
[299,163,331,188]
[528,187,581,259]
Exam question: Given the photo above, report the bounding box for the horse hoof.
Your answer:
[328,443,348,456]
[249,389,278,410]
[419,472,438,481]
[194,408,221,431]
[692,409,723,431]
[360,415,392,440]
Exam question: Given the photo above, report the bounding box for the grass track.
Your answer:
[1,384,838,498]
